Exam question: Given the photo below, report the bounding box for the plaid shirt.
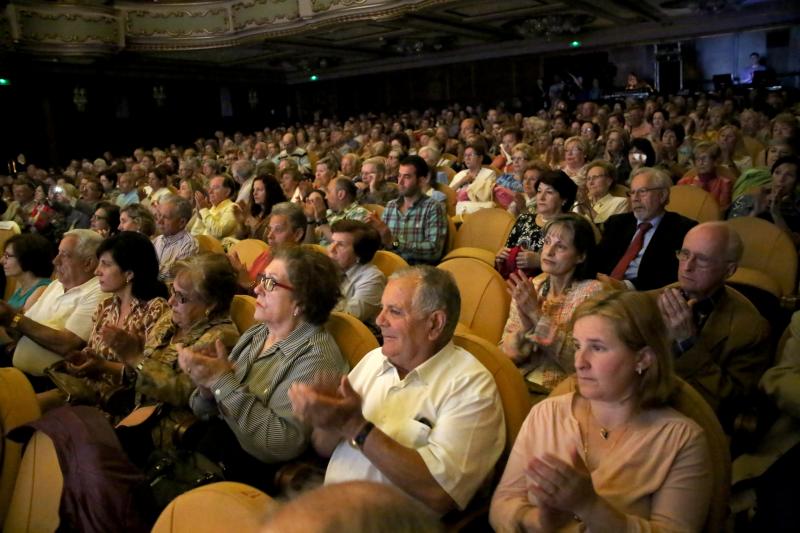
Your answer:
[382,194,446,264]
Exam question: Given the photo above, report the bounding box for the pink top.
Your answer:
[677,173,733,211]
[490,393,712,532]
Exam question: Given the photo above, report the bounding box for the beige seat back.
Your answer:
[437,258,510,344]
[3,431,62,533]
[0,368,41,526]
[152,482,278,533]
[453,333,530,454]
[325,311,379,368]
[667,185,722,223]
[727,216,798,298]
[370,250,408,279]
[195,234,224,255]
[229,239,270,272]
[230,295,258,334]
[453,208,515,253]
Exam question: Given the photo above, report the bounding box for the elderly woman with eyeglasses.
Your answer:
[678,142,733,211]
[177,246,348,487]
[573,160,630,226]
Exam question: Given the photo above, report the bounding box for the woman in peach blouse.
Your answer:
[490,291,712,532]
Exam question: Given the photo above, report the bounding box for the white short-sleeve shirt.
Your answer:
[13,277,109,376]
[324,341,506,511]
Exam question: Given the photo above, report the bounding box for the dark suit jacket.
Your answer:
[597,211,697,290]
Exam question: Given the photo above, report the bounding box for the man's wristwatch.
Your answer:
[10,313,23,329]
[349,421,374,450]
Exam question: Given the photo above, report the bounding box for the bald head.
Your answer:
[677,222,742,299]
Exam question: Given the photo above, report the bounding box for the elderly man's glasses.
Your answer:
[675,249,726,269]
[254,274,295,292]
[627,186,665,198]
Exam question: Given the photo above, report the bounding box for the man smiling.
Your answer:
[289,267,504,515]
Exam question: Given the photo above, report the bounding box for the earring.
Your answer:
[636,367,643,375]
[292,308,300,317]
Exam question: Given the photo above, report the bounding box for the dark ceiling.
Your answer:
[1,0,798,83]
[138,0,799,82]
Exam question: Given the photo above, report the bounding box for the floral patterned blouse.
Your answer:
[87,295,170,363]
[500,274,606,392]
[79,295,169,396]
[504,212,546,251]
[135,311,240,408]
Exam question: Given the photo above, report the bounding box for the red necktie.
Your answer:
[610,222,653,280]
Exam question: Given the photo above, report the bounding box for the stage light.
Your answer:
[309,74,318,81]
[0,78,10,86]
[569,40,581,48]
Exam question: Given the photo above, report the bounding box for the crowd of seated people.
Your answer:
[0,83,798,530]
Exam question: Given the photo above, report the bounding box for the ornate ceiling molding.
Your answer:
[0,0,451,54]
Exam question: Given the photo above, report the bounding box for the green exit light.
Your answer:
[570,40,581,48]
[0,79,10,86]
[309,74,318,81]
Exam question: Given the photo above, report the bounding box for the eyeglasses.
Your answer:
[627,186,665,197]
[675,249,726,269]
[168,286,192,305]
[1,252,15,260]
[254,274,295,292]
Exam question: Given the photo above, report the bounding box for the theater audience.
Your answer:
[501,214,605,396]
[450,142,497,214]
[494,143,534,209]
[328,220,385,330]
[358,156,399,205]
[490,291,712,532]
[729,155,800,245]
[41,231,169,409]
[2,229,108,389]
[90,201,120,237]
[597,167,696,290]
[179,247,347,487]
[289,266,505,516]
[229,201,307,289]
[153,194,198,281]
[602,127,631,183]
[142,167,171,209]
[3,179,36,228]
[119,203,157,237]
[314,157,338,190]
[626,138,656,184]
[311,177,370,245]
[369,156,447,265]
[732,139,794,201]
[235,174,286,240]
[732,310,800,530]
[115,253,239,445]
[654,222,770,431]
[717,124,753,177]
[560,136,589,183]
[678,142,733,210]
[496,170,577,278]
[1,233,54,311]
[190,175,239,239]
[573,160,630,226]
